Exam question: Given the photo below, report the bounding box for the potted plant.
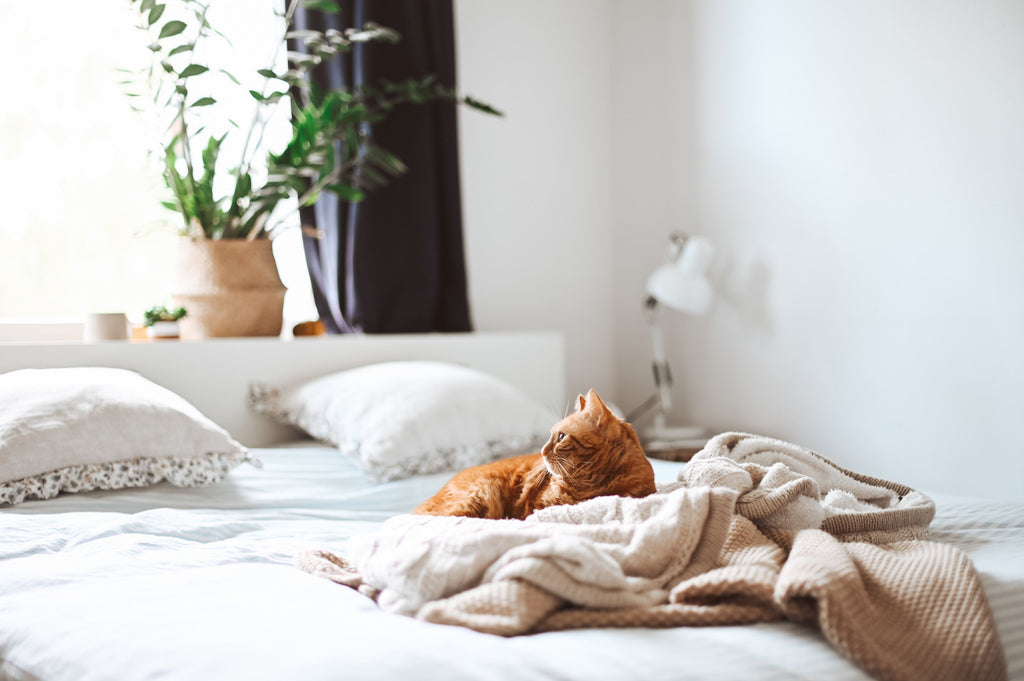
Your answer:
[143,305,188,339]
[123,0,500,338]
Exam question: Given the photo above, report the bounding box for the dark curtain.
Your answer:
[292,0,472,334]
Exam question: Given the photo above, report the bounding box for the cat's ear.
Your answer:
[583,389,614,424]
[585,389,609,413]
[576,393,587,412]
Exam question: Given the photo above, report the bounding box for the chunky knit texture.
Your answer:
[297,432,1006,681]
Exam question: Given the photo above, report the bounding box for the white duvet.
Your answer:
[1,445,1022,681]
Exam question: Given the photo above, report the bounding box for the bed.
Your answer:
[0,332,1021,681]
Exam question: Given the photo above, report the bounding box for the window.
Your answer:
[0,1,315,332]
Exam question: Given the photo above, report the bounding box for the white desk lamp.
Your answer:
[637,232,714,449]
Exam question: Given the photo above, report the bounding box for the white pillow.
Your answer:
[250,361,556,481]
[0,367,252,505]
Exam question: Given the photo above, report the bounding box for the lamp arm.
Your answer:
[643,296,673,427]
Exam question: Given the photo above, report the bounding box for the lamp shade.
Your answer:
[645,235,714,315]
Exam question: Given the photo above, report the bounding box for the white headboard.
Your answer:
[0,332,566,447]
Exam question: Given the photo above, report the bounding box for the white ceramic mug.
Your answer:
[83,312,129,342]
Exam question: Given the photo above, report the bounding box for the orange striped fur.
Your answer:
[415,390,656,520]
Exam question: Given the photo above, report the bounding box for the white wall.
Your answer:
[458,1,1024,500]
[608,1,701,424]
[609,0,1024,499]
[454,0,615,408]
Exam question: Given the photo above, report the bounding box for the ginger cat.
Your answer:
[415,389,656,520]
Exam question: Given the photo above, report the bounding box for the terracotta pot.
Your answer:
[171,238,286,339]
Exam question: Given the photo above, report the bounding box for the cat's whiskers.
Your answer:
[548,454,579,484]
[545,457,570,482]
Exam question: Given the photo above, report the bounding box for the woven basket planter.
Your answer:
[171,239,286,339]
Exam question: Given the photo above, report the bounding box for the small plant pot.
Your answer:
[146,321,180,340]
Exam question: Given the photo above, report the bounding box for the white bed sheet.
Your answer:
[1,444,1021,681]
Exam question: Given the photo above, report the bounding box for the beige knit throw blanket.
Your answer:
[297,432,1007,681]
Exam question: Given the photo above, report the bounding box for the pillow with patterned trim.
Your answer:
[249,361,556,481]
[0,367,254,506]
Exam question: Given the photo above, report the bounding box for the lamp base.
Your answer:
[640,424,709,461]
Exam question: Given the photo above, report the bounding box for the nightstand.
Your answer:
[643,436,708,462]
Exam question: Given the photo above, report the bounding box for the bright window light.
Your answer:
[0,1,315,331]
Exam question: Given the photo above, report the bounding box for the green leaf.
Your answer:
[191,96,216,107]
[287,51,321,69]
[220,69,241,85]
[300,0,341,11]
[307,81,324,107]
[159,20,187,39]
[286,30,324,41]
[141,0,156,13]
[359,164,389,188]
[201,136,221,174]
[148,4,166,25]
[463,95,503,117]
[168,44,193,56]
[326,184,365,202]
[257,69,279,79]
[346,22,401,44]
[249,89,265,102]
[365,146,407,175]
[179,64,209,78]
[464,95,503,116]
[228,172,253,220]
[206,25,234,46]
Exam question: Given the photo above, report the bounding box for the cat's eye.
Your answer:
[556,432,566,443]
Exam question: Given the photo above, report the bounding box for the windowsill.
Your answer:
[0,318,87,343]
[0,319,297,344]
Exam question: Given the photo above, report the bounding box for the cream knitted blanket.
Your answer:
[297,432,1006,681]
